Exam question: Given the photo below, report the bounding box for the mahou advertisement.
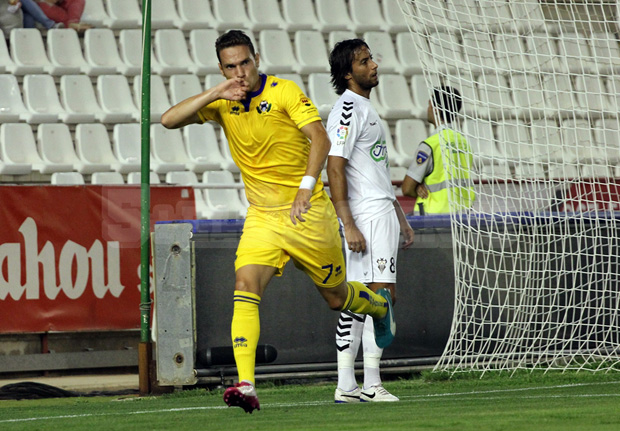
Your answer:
[0,185,195,333]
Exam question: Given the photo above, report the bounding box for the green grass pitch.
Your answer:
[1,371,620,431]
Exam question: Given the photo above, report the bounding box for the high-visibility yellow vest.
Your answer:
[416,128,475,214]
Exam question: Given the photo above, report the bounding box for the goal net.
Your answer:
[397,0,620,374]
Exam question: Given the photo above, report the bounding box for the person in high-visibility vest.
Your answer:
[402,86,475,214]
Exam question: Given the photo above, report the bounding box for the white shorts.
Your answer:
[343,209,400,284]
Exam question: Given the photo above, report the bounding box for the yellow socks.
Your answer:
[342,281,388,319]
[231,290,261,385]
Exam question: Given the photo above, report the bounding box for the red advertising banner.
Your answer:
[560,179,620,212]
[0,185,195,333]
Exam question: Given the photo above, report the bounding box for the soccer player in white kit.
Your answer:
[326,39,415,403]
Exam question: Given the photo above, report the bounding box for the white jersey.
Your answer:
[327,89,395,222]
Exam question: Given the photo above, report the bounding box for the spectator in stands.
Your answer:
[161,29,395,414]
[16,0,65,30]
[1,0,23,38]
[326,38,414,404]
[36,0,90,32]
[401,86,475,214]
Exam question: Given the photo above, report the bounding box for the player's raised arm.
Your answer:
[161,78,249,129]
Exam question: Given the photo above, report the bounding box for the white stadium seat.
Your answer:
[83,28,125,76]
[0,124,33,175]
[176,0,215,30]
[91,172,125,184]
[127,171,161,184]
[281,0,319,31]
[246,0,285,31]
[59,75,100,124]
[96,75,140,123]
[169,74,203,105]
[183,124,228,172]
[0,36,16,74]
[348,0,387,33]
[258,29,298,74]
[189,29,221,75]
[0,74,28,123]
[307,73,339,119]
[37,123,80,173]
[104,0,141,29]
[113,123,142,169]
[51,172,85,185]
[294,30,330,74]
[9,28,52,75]
[22,74,66,124]
[150,124,190,174]
[314,0,354,32]
[363,31,401,74]
[46,29,88,76]
[80,0,109,27]
[133,75,171,123]
[75,123,133,174]
[211,0,251,31]
[153,29,193,76]
[202,170,246,219]
[152,0,181,29]
[382,0,409,33]
[395,32,424,76]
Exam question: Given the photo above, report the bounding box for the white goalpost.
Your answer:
[397,0,620,374]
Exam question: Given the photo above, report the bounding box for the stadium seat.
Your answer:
[509,73,547,120]
[409,74,435,119]
[104,0,141,29]
[509,1,548,33]
[211,0,251,31]
[51,172,85,185]
[46,29,88,76]
[314,0,354,32]
[75,123,136,174]
[294,30,330,74]
[581,163,609,179]
[246,0,285,31]
[53,122,116,173]
[118,29,160,76]
[37,123,80,173]
[152,0,181,29]
[395,32,424,76]
[574,74,613,116]
[96,75,140,123]
[217,128,241,173]
[348,0,387,32]
[479,0,515,32]
[22,74,65,124]
[495,120,532,165]
[307,73,339,119]
[280,0,318,31]
[0,36,15,74]
[169,74,203,105]
[83,28,125,76]
[363,31,400,74]
[127,171,161,184]
[133,75,170,123]
[375,74,416,119]
[541,74,576,118]
[189,29,221,75]
[91,172,125,184]
[165,170,199,185]
[328,31,357,48]
[593,118,620,165]
[444,75,479,117]
[258,29,298,74]
[605,76,620,113]
[461,31,495,74]
[475,74,514,120]
[394,119,428,163]
[176,0,215,30]
[80,0,109,27]
[548,164,580,180]
[0,74,28,123]
[204,73,226,90]
[153,29,193,76]
[113,123,142,168]
[382,0,409,33]
[9,28,52,75]
[414,0,448,33]
[59,75,100,124]
[278,73,307,93]
[0,124,33,175]
[560,119,599,164]
[445,0,484,29]
[588,32,620,75]
[513,161,545,180]
[427,31,464,73]
[559,32,597,74]
[494,32,530,72]
[183,123,228,172]
[524,33,567,74]
[150,124,191,173]
[1,123,51,173]
[381,119,410,167]
[530,119,565,164]
[202,170,246,219]
[463,118,502,168]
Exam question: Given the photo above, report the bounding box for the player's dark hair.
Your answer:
[432,86,462,123]
[329,39,370,95]
[215,30,256,64]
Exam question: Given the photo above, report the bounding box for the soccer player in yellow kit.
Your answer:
[161,30,395,414]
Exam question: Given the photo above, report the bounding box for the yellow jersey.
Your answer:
[198,74,324,210]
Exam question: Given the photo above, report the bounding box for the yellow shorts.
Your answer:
[235,191,345,288]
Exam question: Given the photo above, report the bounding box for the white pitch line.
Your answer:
[2,381,619,424]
